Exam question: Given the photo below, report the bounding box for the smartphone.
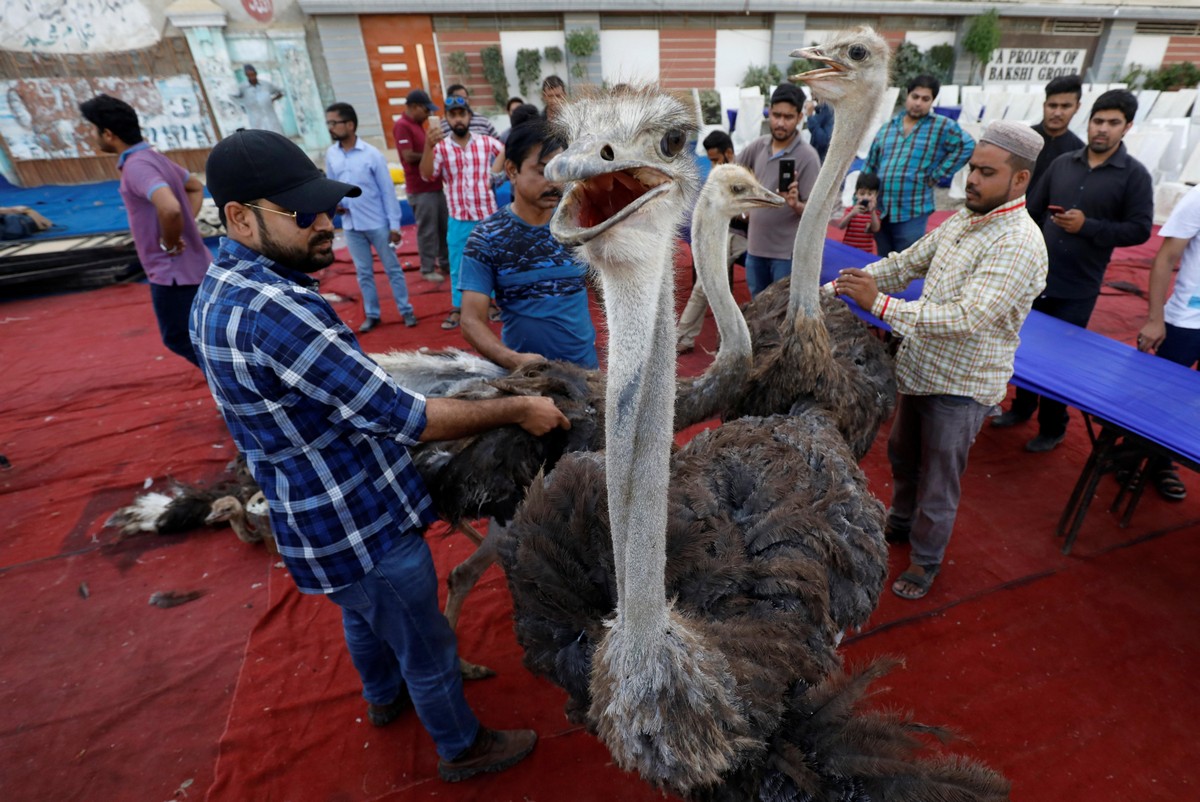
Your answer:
[778,159,796,193]
[1048,205,1065,214]
[857,198,870,209]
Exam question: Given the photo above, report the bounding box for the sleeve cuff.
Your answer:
[145,182,169,200]
[870,294,890,319]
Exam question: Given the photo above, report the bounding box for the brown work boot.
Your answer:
[366,687,411,727]
[437,726,537,782]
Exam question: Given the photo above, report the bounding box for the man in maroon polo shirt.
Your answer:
[80,94,208,367]
[393,90,447,283]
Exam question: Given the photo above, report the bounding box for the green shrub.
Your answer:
[480,46,509,107]
[515,48,542,95]
[446,51,471,82]
[742,64,784,98]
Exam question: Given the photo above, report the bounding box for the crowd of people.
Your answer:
[74,66,1197,783]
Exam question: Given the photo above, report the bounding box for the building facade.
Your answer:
[1,0,1197,186]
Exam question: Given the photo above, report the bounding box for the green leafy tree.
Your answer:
[963,9,1002,83]
[446,51,471,83]
[565,27,599,81]
[543,46,564,65]
[515,48,542,95]
[698,89,722,124]
[480,45,509,108]
[742,64,784,98]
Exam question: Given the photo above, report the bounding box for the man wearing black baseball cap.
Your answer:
[190,129,563,783]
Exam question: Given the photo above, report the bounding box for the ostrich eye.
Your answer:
[848,44,869,61]
[732,184,746,194]
[660,129,686,158]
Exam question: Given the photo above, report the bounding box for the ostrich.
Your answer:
[727,29,898,460]
[674,164,784,429]
[501,64,1005,800]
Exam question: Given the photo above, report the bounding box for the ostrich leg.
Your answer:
[446,519,502,680]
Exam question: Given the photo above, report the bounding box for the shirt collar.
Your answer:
[117,141,151,169]
[766,133,804,159]
[217,237,321,288]
[966,195,1028,227]
[1070,142,1128,168]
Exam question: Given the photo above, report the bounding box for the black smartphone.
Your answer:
[778,159,795,193]
[857,198,870,208]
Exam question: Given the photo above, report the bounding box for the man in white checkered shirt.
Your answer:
[834,120,1049,601]
[421,94,504,330]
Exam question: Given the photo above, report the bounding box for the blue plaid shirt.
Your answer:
[864,111,974,224]
[190,238,437,593]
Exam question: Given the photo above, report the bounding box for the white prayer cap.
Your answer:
[978,120,1043,162]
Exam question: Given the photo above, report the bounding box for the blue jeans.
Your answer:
[345,227,414,318]
[447,217,481,308]
[744,254,792,297]
[875,215,929,256]
[150,281,199,366]
[327,534,479,760]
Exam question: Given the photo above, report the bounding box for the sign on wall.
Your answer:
[985,48,1087,84]
[0,0,159,54]
[0,76,217,160]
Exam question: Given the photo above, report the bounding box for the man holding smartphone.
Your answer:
[736,83,820,296]
[992,89,1153,452]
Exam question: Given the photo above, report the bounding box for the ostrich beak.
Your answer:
[546,142,674,246]
[741,186,786,210]
[787,46,847,83]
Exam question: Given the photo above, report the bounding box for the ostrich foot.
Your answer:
[444,530,501,630]
[589,606,757,795]
[459,659,496,680]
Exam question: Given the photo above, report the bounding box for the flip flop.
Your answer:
[1153,467,1187,501]
[892,563,940,600]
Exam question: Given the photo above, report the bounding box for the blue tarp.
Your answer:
[822,238,1200,465]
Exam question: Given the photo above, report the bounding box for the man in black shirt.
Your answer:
[1030,75,1084,189]
[992,89,1153,451]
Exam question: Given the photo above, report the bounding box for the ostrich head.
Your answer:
[546,87,699,269]
[788,27,891,121]
[700,164,785,217]
[205,496,242,525]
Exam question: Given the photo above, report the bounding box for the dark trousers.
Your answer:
[149,281,200,367]
[1145,322,1200,474]
[1011,294,1099,437]
[409,190,449,275]
[874,214,928,257]
[887,393,990,567]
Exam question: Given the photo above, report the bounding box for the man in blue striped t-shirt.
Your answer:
[863,74,974,256]
[192,130,567,783]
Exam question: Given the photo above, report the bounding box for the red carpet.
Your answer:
[1,224,1196,801]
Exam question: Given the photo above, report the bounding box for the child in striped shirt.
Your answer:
[835,172,881,254]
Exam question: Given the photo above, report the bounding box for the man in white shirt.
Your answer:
[1134,184,1200,501]
[232,65,284,134]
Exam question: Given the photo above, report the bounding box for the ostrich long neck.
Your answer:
[787,96,869,325]
[601,233,678,637]
[691,193,752,363]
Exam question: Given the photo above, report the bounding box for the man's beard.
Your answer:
[259,220,335,274]
[771,127,793,141]
[451,123,470,137]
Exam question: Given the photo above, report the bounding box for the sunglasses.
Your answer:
[243,202,339,229]
[443,96,469,109]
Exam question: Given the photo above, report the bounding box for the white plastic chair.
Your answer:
[935,84,960,107]
[960,86,984,124]
[980,90,1011,125]
[1004,93,1039,123]
[1134,89,1160,124]
[856,86,900,159]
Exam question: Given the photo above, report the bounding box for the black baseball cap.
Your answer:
[206,130,360,224]
[405,89,438,110]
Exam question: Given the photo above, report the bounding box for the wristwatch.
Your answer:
[159,239,183,255]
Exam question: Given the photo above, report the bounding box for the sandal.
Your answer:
[440,310,461,330]
[892,563,940,600]
[1152,466,1187,501]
